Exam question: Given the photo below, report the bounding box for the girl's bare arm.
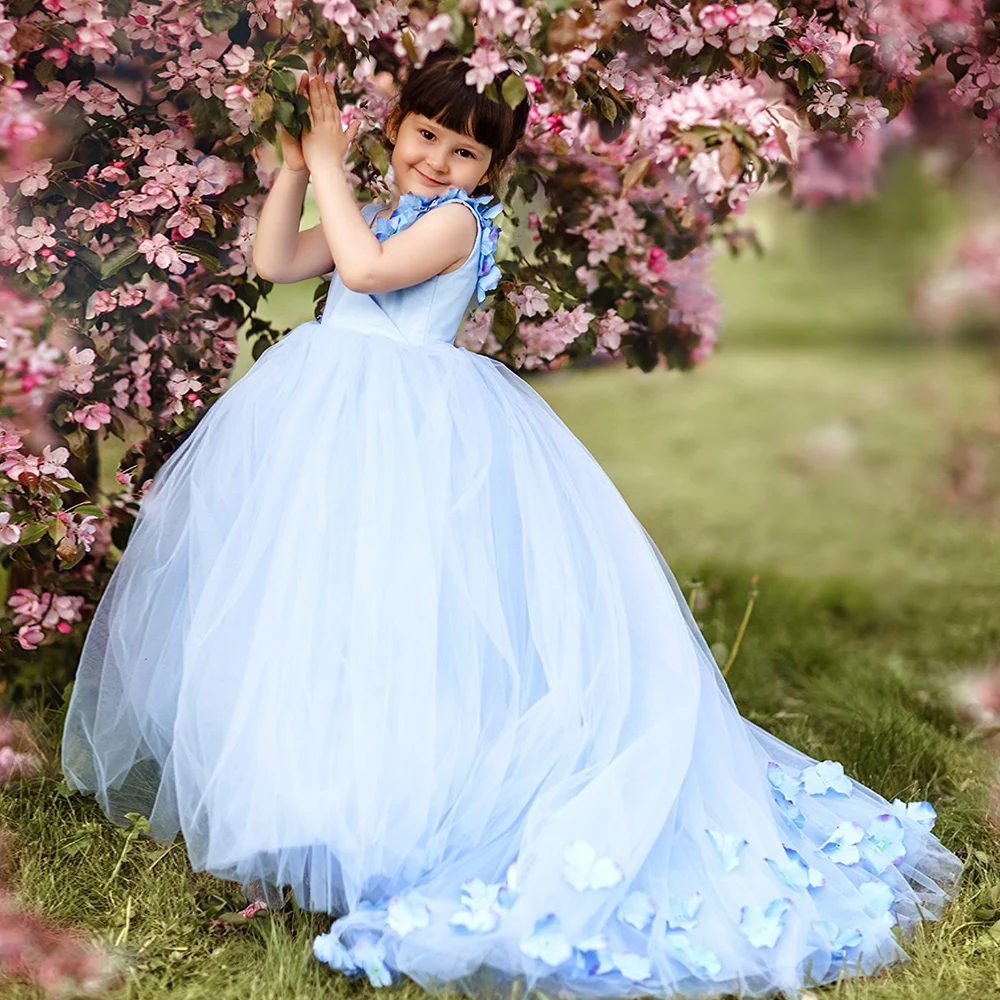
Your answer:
[251,165,336,284]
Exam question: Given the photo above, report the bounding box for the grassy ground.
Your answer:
[3,155,1000,998]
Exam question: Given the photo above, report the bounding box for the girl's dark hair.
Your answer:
[384,45,530,199]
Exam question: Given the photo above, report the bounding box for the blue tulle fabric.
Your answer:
[370,186,502,303]
[62,188,963,1000]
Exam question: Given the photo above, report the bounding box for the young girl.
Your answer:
[62,48,961,999]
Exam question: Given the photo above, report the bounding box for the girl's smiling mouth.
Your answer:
[415,168,447,186]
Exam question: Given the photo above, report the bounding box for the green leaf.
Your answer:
[17,522,48,546]
[34,59,58,86]
[274,100,296,129]
[100,240,140,280]
[175,244,221,274]
[202,7,240,33]
[252,92,274,125]
[251,335,274,361]
[47,518,68,543]
[492,299,517,340]
[400,29,419,66]
[804,53,826,75]
[275,54,308,70]
[271,69,296,95]
[73,245,106,279]
[59,548,86,571]
[501,73,527,110]
[73,504,106,518]
[369,142,389,176]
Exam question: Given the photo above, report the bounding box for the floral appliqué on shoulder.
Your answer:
[368,186,502,304]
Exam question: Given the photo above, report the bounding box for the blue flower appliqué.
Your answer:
[369,186,503,304]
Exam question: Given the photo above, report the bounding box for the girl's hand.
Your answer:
[301,72,361,173]
[277,74,310,174]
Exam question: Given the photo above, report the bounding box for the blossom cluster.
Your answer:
[0,714,119,995]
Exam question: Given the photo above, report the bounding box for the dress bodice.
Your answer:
[319,188,502,349]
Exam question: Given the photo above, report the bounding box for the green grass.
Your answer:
[4,153,1000,997]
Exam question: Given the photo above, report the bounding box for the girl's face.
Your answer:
[390,112,493,197]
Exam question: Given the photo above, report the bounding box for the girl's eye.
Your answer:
[419,129,476,159]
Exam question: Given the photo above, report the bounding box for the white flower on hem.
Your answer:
[563,840,624,891]
[617,891,656,931]
[520,914,572,966]
[707,829,747,872]
[386,894,430,936]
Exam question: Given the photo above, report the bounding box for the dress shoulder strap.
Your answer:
[369,187,503,304]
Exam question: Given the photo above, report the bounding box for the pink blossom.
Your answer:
[223,45,255,76]
[16,623,45,650]
[39,446,72,479]
[689,149,728,200]
[137,233,198,275]
[85,289,117,318]
[0,512,21,546]
[1,158,53,197]
[846,96,890,140]
[647,247,669,274]
[597,312,629,353]
[463,46,509,94]
[72,402,112,431]
[69,20,117,64]
[0,745,42,781]
[514,285,549,318]
[58,345,97,393]
[65,513,100,553]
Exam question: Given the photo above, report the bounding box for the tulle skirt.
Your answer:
[62,317,963,998]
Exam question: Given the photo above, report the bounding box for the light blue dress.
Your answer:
[62,187,962,999]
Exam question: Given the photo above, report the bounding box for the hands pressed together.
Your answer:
[278,68,362,175]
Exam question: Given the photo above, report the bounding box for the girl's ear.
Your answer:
[385,107,401,145]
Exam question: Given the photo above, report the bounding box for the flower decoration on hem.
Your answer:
[820,821,865,865]
[369,186,503,304]
[611,950,653,982]
[313,930,392,987]
[575,935,615,976]
[890,798,937,830]
[664,932,723,978]
[740,898,791,949]
[767,761,803,804]
[386,893,430,936]
[813,920,864,962]
[663,892,702,931]
[520,913,572,966]
[861,814,907,872]
[801,760,853,796]
[450,877,501,933]
[766,847,825,892]
[617,891,656,931]
[706,829,747,872]
[563,840,624,890]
